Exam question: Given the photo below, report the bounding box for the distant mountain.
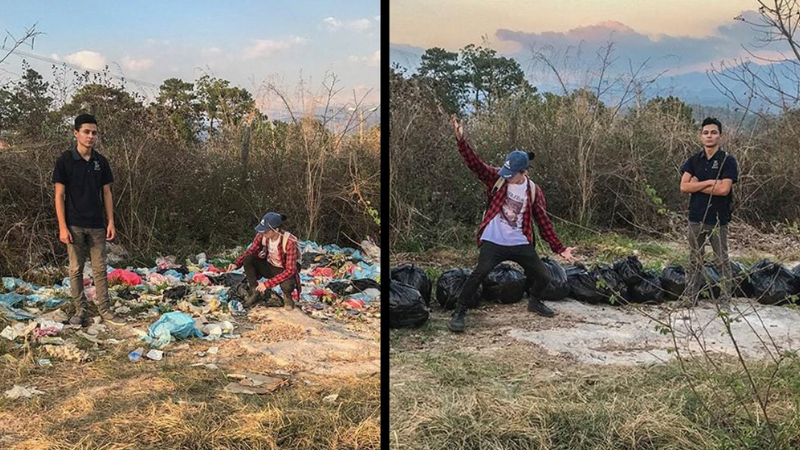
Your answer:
[390,43,798,111]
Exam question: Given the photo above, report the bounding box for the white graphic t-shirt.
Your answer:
[264,236,284,268]
[481,179,530,246]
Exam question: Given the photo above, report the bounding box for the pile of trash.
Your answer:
[0,238,381,358]
[389,256,800,327]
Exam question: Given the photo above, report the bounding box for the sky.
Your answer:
[390,0,788,106]
[0,0,381,115]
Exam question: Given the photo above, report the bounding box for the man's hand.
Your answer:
[255,282,268,293]
[451,115,464,141]
[559,246,578,264]
[106,223,116,241]
[226,264,238,272]
[59,227,73,245]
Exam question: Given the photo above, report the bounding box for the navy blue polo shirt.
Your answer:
[680,149,738,225]
[52,148,113,228]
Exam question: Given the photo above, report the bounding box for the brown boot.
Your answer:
[283,295,295,310]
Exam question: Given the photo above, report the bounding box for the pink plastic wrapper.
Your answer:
[191,273,211,285]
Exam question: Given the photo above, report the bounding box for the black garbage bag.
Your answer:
[163,285,189,301]
[613,256,644,286]
[351,278,381,292]
[566,265,604,304]
[748,259,800,305]
[389,282,429,328]
[482,263,526,304]
[696,263,723,300]
[540,257,570,301]
[327,280,352,296]
[628,269,663,303]
[301,251,330,269]
[117,288,140,301]
[730,260,754,298]
[436,268,482,310]
[592,264,628,304]
[660,266,686,301]
[390,264,432,305]
[210,272,247,288]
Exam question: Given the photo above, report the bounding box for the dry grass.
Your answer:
[0,342,380,450]
[391,346,800,449]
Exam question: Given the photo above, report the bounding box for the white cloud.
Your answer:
[323,17,343,31]
[50,53,59,61]
[349,18,373,32]
[122,56,155,71]
[64,50,106,71]
[322,16,374,33]
[349,51,381,68]
[369,50,380,67]
[375,15,380,22]
[242,36,307,59]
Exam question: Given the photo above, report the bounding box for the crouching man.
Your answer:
[227,212,301,310]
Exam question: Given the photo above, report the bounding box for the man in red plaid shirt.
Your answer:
[449,116,577,332]
[227,212,301,310]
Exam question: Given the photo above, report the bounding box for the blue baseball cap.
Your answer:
[255,212,285,233]
[498,150,532,179]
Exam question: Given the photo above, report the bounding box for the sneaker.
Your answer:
[527,298,555,317]
[99,311,126,326]
[68,313,85,327]
[448,307,467,332]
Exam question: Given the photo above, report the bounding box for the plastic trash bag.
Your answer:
[436,268,482,310]
[389,282,429,328]
[540,257,570,301]
[613,256,644,286]
[731,261,754,298]
[748,259,800,305]
[391,264,432,305]
[592,265,628,304]
[660,266,686,301]
[566,265,603,304]
[146,311,204,347]
[628,269,663,303]
[481,263,526,304]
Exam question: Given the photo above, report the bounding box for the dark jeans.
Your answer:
[686,222,731,303]
[66,226,110,314]
[457,241,551,308]
[242,254,297,299]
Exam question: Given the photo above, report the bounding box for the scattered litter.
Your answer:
[43,343,90,362]
[224,372,289,395]
[145,311,204,348]
[145,349,164,361]
[5,385,44,399]
[86,323,107,336]
[208,346,219,355]
[36,359,52,366]
[323,393,339,403]
[129,347,145,362]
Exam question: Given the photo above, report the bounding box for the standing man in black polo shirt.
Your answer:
[679,117,738,309]
[52,114,125,326]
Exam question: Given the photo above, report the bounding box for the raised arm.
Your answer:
[452,115,499,186]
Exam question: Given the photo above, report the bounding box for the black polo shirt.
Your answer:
[680,149,738,225]
[52,148,113,228]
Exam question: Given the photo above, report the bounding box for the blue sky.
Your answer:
[0,1,381,113]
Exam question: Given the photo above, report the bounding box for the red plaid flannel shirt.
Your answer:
[233,232,300,289]
[457,137,566,254]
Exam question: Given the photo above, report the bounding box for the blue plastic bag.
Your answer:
[146,311,203,347]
